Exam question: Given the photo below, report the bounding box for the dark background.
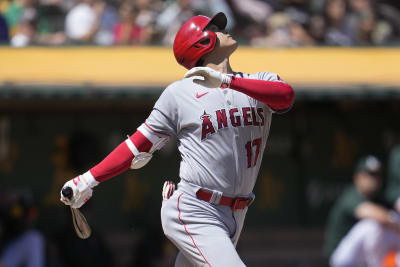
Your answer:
[2,95,400,266]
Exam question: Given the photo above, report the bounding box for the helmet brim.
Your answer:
[207,12,227,31]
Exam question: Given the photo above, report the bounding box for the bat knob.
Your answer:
[62,187,73,200]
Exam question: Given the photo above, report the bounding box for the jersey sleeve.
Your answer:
[341,188,366,218]
[256,71,293,114]
[257,71,284,83]
[137,86,178,151]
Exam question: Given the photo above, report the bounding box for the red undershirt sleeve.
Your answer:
[90,131,152,182]
[229,76,295,111]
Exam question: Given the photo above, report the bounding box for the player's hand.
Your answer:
[60,172,99,208]
[162,181,175,200]
[184,67,232,88]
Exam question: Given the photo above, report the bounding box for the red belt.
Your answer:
[196,189,253,211]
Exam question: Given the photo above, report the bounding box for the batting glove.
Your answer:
[60,171,99,209]
[162,181,175,200]
[184,67,232,89]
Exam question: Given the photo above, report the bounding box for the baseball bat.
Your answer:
[61,187,92,239]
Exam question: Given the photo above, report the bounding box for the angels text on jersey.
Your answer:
[200,106,265,141]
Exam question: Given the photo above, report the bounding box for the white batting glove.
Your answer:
[60,171,99,209]
[162,181,175,200]
[184,67,232,89]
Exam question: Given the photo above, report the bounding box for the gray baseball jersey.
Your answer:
[138,71,283,196]
[139,71,285,267]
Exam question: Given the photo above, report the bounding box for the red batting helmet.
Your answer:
[173,12,227,70]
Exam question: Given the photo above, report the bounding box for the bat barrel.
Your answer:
[62,187,73,199]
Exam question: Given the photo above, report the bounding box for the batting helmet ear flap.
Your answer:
[194,31,217,49]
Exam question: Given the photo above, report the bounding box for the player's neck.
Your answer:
[203,58,234,74]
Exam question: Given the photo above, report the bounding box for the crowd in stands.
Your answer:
[0,0,400,47]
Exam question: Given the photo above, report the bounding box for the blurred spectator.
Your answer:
[228,0,272,42]
[129,0,158,45]
[378,0,400,43]
[65,0,106,44]
[3,0,37,40]
[348,0,372,14]
[94,1,118,45]
[308,14,326,44]
[0,189,45,267]
[323,155,400,267]
[323,0,353,46]
[230,0,272,25]
[2,0,400,46]
[346,0,393,45]
[155,0,195,45]
[251,12,314,47]
[355,11,378,45]
[113,1,145,45]
[2,0,24,36]
[10,15,36,47]
[0,13,9,43]
[251,13,292,47]
[287,13,315,46]
[35,2,66,45]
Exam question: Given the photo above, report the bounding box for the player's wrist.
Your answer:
[81,170,99,189]
[220,74,232,89]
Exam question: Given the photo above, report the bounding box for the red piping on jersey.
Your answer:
[229,76,294,111]
[90,131,152,182]
[144,122,170,136]
[177,193,211,267]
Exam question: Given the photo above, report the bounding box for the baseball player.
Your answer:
[324,155,400,267]
[60,12,294,266]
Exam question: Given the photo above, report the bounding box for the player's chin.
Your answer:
[228,41,238,54]
[232,40,238,49]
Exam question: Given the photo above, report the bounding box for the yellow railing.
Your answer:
[1,47,399,87]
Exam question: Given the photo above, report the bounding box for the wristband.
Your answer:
[220,74,232,89]
[81,170,99,188]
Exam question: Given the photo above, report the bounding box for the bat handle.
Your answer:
[62,186,73,200]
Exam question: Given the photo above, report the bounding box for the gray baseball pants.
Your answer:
[161,180,249,267]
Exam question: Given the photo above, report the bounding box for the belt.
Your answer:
[196,189,254,211]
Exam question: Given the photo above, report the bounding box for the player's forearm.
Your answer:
[90,131,152,182]
[355,202,394,226]
[89,142,133,182]
[229,77,295,111]
[60,131,153,208]
[355,204,400,232]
